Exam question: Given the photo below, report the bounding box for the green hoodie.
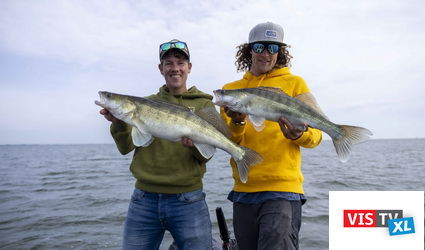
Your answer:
[110,85,214,193]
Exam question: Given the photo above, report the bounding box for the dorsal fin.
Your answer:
[255,87,329,119]
[294,92,328,119]
[256,86,286,95]
[196,107,232,138]
[146,98,192,112]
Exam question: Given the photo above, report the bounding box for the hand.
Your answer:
[278,117,307,140]
[99,109,122,123]
[182,137,194,147]
[224,107,246,123]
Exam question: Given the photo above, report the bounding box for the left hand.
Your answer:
[278,117,307,140]
[182,137,194,147]
[223,107,246,123]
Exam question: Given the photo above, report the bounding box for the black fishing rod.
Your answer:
[216,207,238,250]
[169,207,238,250]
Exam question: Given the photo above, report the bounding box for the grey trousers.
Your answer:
[233,200,302,250]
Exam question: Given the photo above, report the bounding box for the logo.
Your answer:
[329,191,424,250]
[343,209,415,236]
[388,217,415,236]
[265,30,277,38]
[343,210,403,227]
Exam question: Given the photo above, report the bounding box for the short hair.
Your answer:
[160,49,190,64]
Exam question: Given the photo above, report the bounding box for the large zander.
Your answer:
[213,87,373,162]
[95,91,263,183]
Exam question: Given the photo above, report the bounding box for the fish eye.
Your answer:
[106,93,112,98]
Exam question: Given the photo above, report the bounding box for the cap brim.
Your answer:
[253,40,287,46]
[160,48,190,60]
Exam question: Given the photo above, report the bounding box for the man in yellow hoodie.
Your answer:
[220,22,323,250]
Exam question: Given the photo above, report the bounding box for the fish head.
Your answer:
[95,91,137,119]
[213,89,247,107]
[95,91,120,109]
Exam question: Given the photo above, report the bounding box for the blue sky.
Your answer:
[1,0,424,144]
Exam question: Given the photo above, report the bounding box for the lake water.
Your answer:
[0,139,424,249]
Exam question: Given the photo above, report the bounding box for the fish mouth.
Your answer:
[94,100,105,107]
[212,90,224,106]
[213,89,223,99]
[94,91,106,108]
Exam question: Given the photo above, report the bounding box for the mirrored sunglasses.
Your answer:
[251,43,280,55]
[160,41,187,52]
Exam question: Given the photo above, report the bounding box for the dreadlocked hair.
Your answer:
[235,43,293,73]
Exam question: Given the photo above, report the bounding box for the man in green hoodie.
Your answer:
[99,39,213,250]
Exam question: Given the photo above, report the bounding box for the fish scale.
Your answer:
[213,87,373,162]
[95,91,263,183]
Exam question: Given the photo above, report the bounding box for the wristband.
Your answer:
[231,120,246,126]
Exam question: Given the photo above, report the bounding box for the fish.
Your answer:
[213,87,373,162]
[95,91,263,183]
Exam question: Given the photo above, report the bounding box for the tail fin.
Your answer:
[234,146,263,183]
[332,125,373,163]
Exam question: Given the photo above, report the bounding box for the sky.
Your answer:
[1,0,424,144]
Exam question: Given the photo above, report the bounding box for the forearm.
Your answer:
[293,128,322,148]
[219,107,245,144]
[110,122,135,155]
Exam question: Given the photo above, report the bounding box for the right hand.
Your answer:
[182,137,194,148]
[224,107,246,123]
[99,109,122,123]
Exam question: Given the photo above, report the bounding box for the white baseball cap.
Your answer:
[248,22,287,46]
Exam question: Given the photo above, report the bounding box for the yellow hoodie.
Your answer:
[220,67,322,194]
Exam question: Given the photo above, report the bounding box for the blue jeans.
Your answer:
[123,188,212,250]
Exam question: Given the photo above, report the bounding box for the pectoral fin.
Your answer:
[248,115,266,132]
[131,119,154,147]
[131,127,154,147]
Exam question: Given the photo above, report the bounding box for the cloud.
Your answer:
[0,0,424,144]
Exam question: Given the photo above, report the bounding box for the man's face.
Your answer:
[159,55,192,94]
[250,45,278,76]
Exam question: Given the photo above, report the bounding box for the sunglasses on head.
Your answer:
[251,43,281,55]
[159,41,187,52]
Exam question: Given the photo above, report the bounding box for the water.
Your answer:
[0,139,424,249]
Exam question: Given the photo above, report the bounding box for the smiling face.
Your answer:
[249,44,278,77]
[159,52,192,94]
